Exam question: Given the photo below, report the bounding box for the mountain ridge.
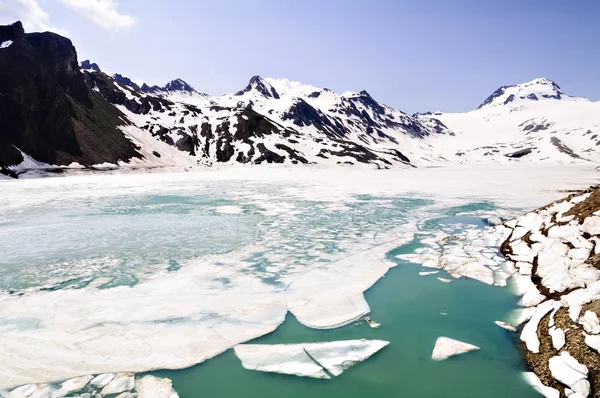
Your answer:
[1,21,599,179]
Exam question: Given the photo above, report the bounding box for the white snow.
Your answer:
[580,311,600,334]
[548,352,590,397]
[431,337,480,361]
[549,327,566,350]
[1,40,13,49]
[523,372,560,398]
[521,300,556,353]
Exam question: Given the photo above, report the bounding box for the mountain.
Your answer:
[415,78,600,163]
[0,21,141,178]
[477,78,567,109]
[2,21,599,178]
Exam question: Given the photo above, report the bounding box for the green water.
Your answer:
[154,210,536,398]
[0,183,538,397]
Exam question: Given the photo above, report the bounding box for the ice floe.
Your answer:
[494,321,517,332]
[0,166,597,388]
[431,337,480,361]
[5,373,170,398]
[135,375,179,398]
[100,374,134,396]
[233,339,389,378]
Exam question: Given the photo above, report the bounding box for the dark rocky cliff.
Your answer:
[0,21,141,175]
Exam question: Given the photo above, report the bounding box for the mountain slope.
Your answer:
[416,78,600,163]
[79,68,452,169]
[0,22,142,177]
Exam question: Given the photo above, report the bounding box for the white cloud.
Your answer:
[58,0,136,30]
[0,0,67,35]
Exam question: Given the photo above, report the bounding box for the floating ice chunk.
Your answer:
[486,216,503,226]
[234,339,389,379]
[362,316,381,328]
[135,375,177,398]
[419,270,439,276]
[549,327,566,350]
[548,352,590,397]
[521,301,555,353]
[115,393,137,398]
[26,385,54,398]
[495,321,517,332]
[100,374,134,396]
[523,372,560,398]
[580,311,600,334]
[431,337,480,361]
[234,343,330,379]
[55,375,93,396]
[437,277,453,284]
[301,339,389,376]
[7,384,37,397]
[90,373,115,388]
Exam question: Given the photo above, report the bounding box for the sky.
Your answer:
[1,0,599,113]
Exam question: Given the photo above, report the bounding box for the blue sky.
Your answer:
[2,0,599,113]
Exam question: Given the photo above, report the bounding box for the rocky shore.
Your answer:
[501,186,600,398]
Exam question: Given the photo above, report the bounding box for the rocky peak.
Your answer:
[346,89,385,115]
[164,78,196,93]
[235,75,280,99]
[0,21,25,42]
[81,59,101,73]
[478,78,566,109]
[113,73,140,91]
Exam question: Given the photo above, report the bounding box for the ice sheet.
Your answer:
[0,166,598,388]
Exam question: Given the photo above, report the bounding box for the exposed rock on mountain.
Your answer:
[0,21,141,176]
[80,59,101,73]
[2,21,600,178]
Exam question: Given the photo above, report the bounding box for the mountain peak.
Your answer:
[478,78,566,109]
[113,73,140,90]
[164,78,196,93]
[235,75,280,99]
[81,60,101,73]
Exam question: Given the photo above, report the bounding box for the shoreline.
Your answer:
[500,185,600,398]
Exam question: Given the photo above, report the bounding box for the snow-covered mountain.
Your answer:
[2,21,600,178]
[416,78,600,163]
[81,65,453,170]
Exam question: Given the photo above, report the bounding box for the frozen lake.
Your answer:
[0,165,598,396]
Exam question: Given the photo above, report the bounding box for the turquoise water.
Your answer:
[153,205,536,398]
[0,183,536,397]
